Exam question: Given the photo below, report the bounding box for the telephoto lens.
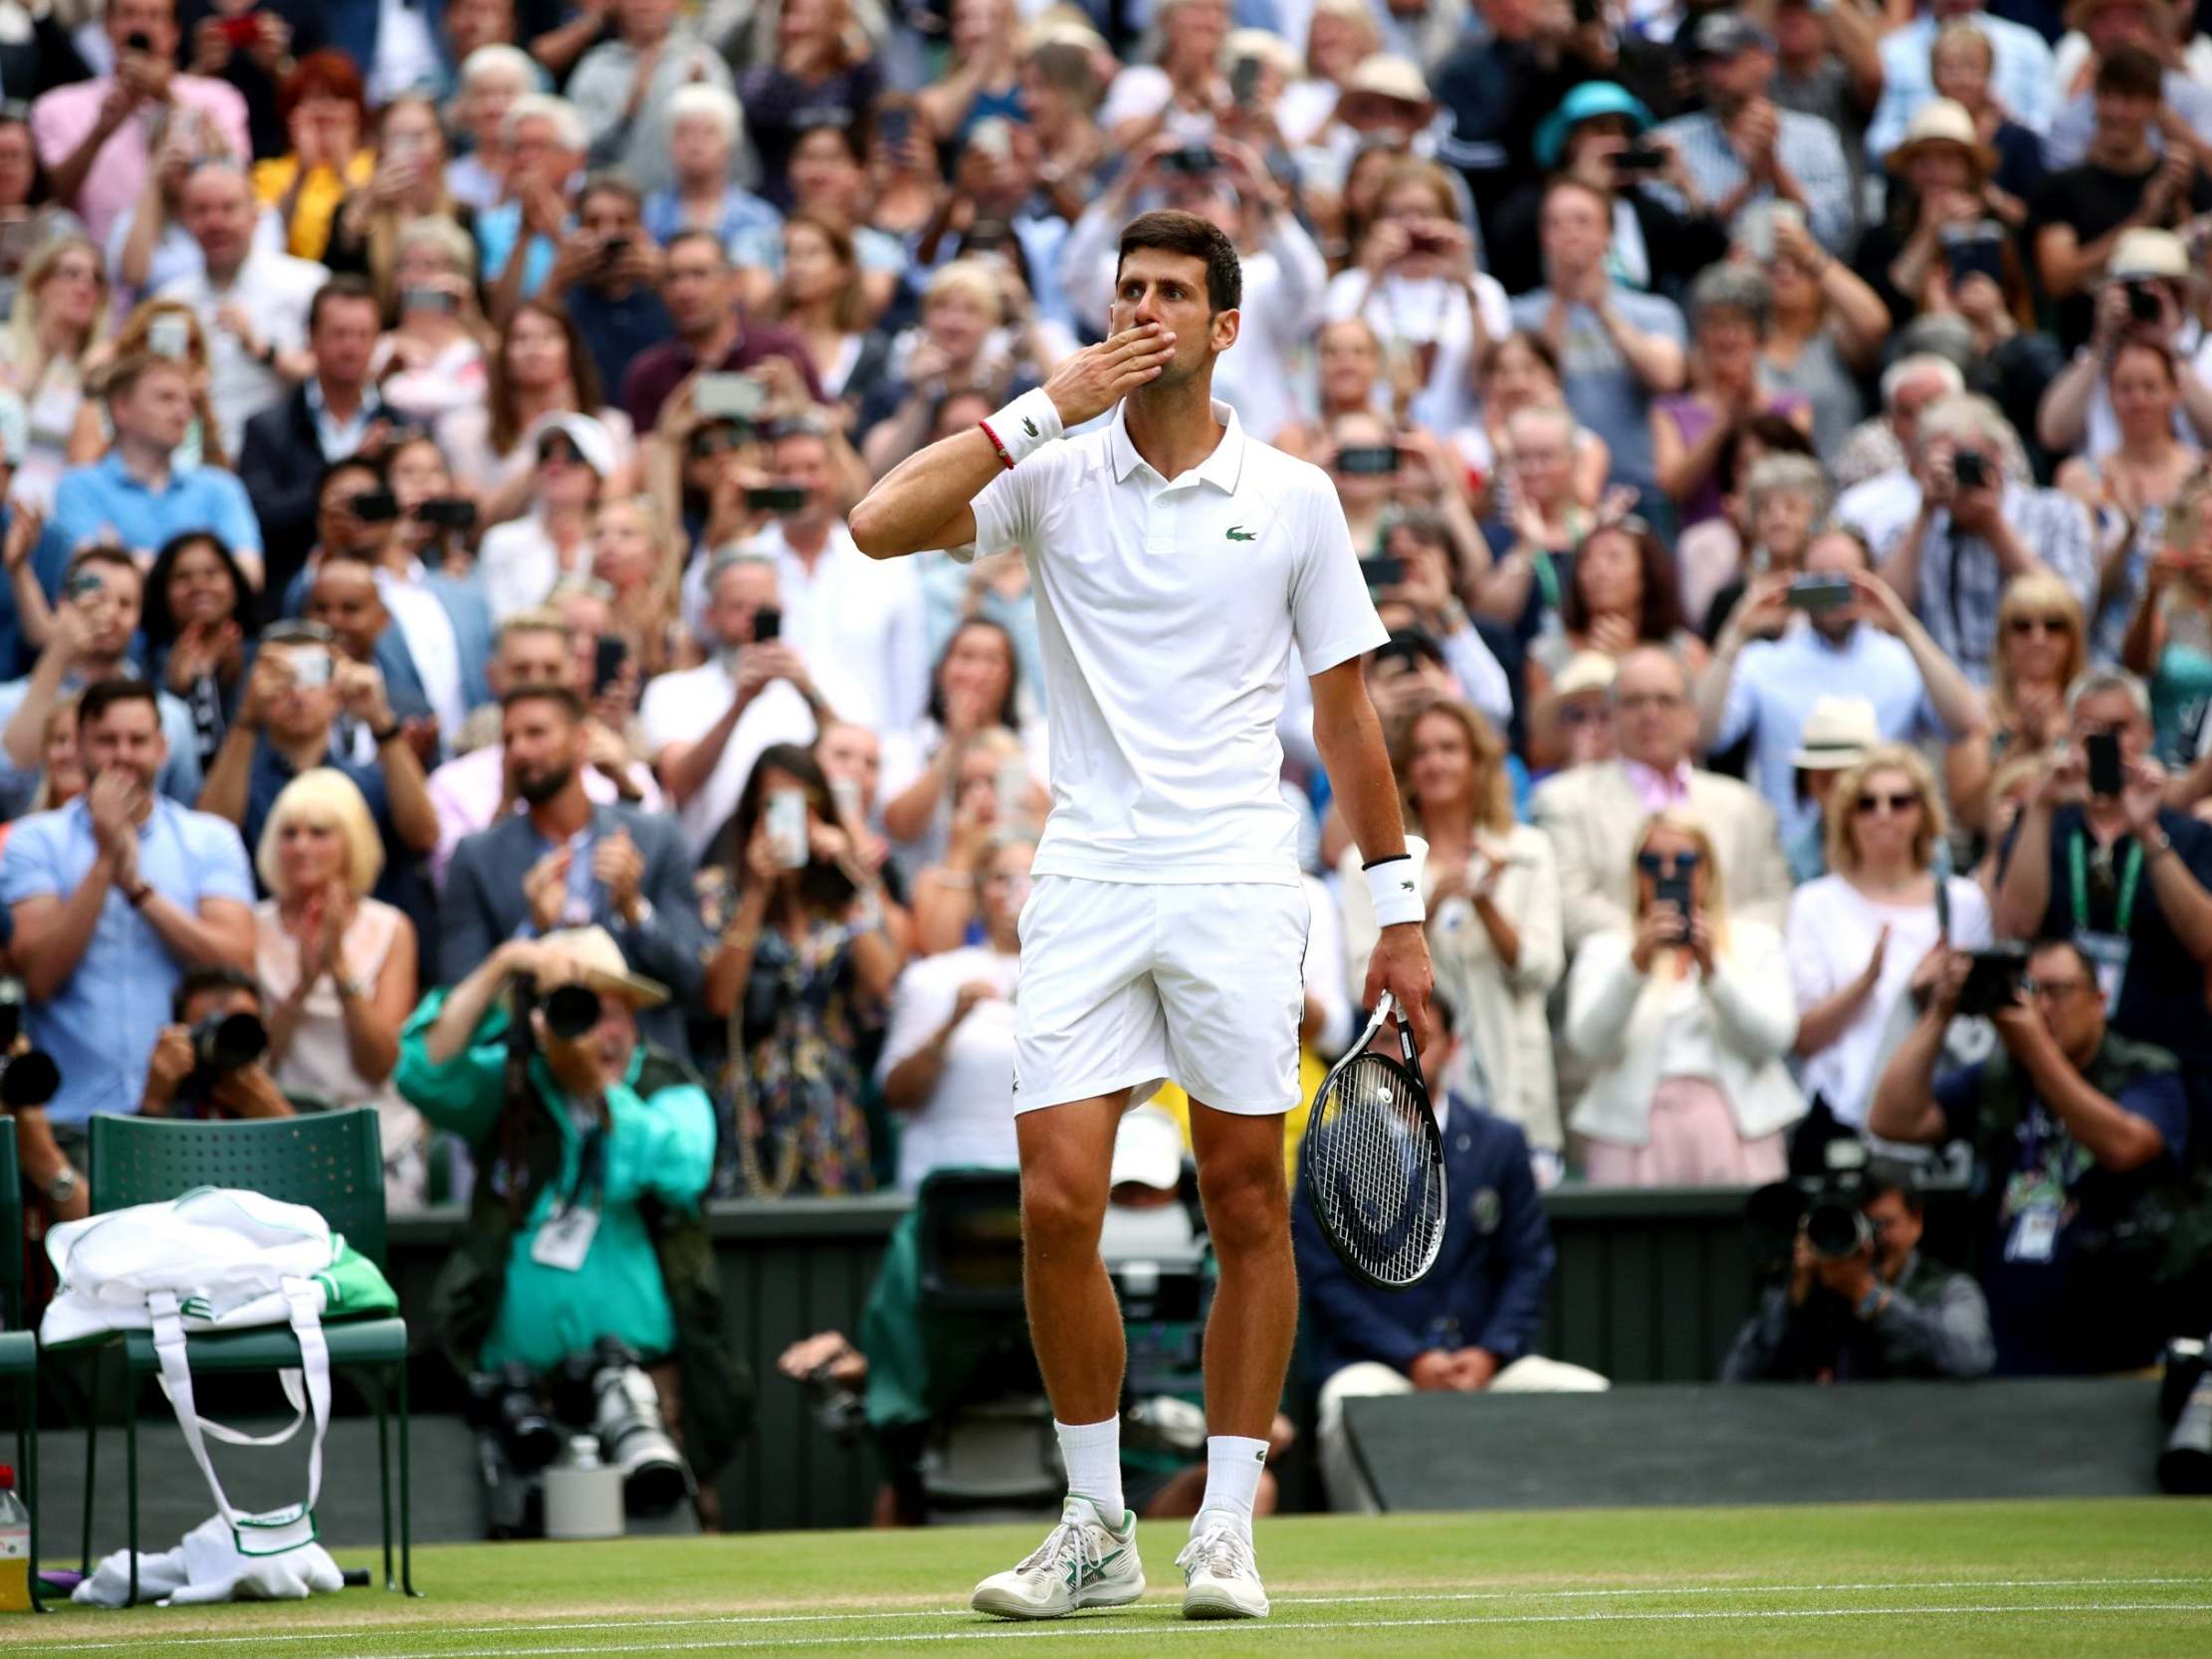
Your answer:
[2161,1340,2212,1495]
[1804,1195,1872,1261]
[589,1339,691,1516]
[545,983,601,1042]
[191,1011,269,1074]
[0,1049,59,1111]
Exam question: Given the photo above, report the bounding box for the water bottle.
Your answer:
[0,1464,30,1612]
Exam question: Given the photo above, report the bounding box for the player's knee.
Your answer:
[1196,1152,1288,1258]
[1020,1163,1108,1259]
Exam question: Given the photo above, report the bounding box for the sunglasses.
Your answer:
[1855,790,1921,815]
[2008,614,2072,637]
[538,437,579,466]
[1636,850,1700,877]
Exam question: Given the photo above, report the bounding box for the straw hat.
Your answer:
[2103,226,2202,295]
[541,925,670,1009]
[1790,697,1881,771]
[1882,99,1995,177]
[1344,54,1431,106]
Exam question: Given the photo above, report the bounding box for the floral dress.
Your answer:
[699,873,876,1196]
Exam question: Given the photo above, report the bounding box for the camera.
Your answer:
[555,1339,691,1516]
[2128,282,2163,324]
[1951,450,1990,490]
[415,497,478,531]
[191,1011,268,1074]
[469,1361,562,1474]
[543,983,601,1042]
[1747,1141,1885,1272]
[2158,1336,2211,1494]
[805,1360,866,1444]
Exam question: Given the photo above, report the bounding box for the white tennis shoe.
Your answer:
[971,1496,1146,1619]
[1177,1515,1269,1618]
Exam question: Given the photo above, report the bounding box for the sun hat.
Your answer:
[1534,82,1657,170]
[1790,697,1881,770]
[541,925,670,1009]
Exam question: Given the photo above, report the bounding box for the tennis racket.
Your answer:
[1299,991,1447,1290]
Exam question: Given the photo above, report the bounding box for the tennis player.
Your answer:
[851,210,1434,1620]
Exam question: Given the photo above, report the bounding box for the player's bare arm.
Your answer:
[1309,658,1435,1049]
[848,323,1181,560]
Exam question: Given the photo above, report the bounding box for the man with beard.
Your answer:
[439,686,703,1055]
[0,678,255,1212]
[1698,526,1990,850]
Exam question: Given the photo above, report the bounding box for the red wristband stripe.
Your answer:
[979,419,1014,470]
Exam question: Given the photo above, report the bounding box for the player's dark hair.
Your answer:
[1116,210,1241,314]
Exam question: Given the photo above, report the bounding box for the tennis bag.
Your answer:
[42,1186,397,1558]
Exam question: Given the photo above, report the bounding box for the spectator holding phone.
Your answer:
[1564,808,1805,1185]
[617,232,820,434]
[1786,743,1994,1130]
[324,98,479,311]
[370,219,493,427]
[699,742,901,1195]
[1701,528,1989,850]
[2122,466,2212,760]
[1954,572,2091,835]
[1870,936,2190,1375]
[1993,669,2212,1070]
[640,552,830,860]
[879,618,1044,881]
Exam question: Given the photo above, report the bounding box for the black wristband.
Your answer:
[370,721,402,746]
[1361,854,1412,871]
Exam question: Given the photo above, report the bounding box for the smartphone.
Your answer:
[147,313,191,360]
[752,604,781,643]
[970,117,1012,163]
[995,756,1028,820]
[2086,730,2124,798]
[415,497,478,531]
[766,787,809,870]
[1163,145,1218,176]
[1952,450,1990,490]
[592,634,628,696]
[292,647,332,690]
[1940,222,2007,288]
[219,13,260,48]
[2129,282,2164,323]
[349,490,400,522]
[124,30,152,52]
[1654,872,1693,938]
[1787,574,1854,612]
[400,286,459,314]
[1614,144,1667,174]
[599,235,630,267]
[695,373,767,421]
[748,484,808,515]
[1230,56,1262,108]
[1957,948,2027,1018]
[1336,445,1400,476]
[828,775,862,824]
[877,105,913,150]
[64,568,105,602]
[1360,553,1407,589]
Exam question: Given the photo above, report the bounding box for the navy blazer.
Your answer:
[440,802,705,1056]
[1293,1094,1555,1379]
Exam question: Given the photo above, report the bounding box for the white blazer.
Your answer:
[1563,920,1806,1147]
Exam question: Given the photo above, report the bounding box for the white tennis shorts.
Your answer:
[1012,875,1309,1116]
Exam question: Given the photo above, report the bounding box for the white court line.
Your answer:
[317,1601,2212,1659]
[20,1576,2211,1655]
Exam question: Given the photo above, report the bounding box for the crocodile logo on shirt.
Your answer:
[1022,417,1039,437]
[1225,525,1256,541]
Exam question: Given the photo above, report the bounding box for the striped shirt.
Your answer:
[1651,107,1858,253]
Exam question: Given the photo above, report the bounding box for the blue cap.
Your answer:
[1533,82,1657,171]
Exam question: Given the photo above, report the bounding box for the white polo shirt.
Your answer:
[969,399,1386,887]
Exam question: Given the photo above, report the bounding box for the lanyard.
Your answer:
[2067,832,2142,936]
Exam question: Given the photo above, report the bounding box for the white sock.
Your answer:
[1197,1435,1269,1536]
[1055,1417,1124,1522]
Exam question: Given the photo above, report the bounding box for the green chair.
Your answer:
[0,1118,46,1611]
[79,1110,415,1604]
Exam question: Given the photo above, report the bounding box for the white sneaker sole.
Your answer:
[1182,1581,1268,1620]
[971,1573,1148,1621]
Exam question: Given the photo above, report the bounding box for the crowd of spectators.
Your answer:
[2,0,2211,1461]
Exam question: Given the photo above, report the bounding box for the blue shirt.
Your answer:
[1714,621,1944,845]
[0,674,203,814]
[49,452,263,564]
[641,185,781,253]
[477,200,555,303]
[1865,13,2056,159]
[0,796,253,1126]
[1506,288,1685,497]
[1650,107,1857,252]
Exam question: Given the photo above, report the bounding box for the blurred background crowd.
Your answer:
[4,0,2212,1518]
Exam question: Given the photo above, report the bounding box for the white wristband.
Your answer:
[1364,835,1428,929]
[982,387,1064,468]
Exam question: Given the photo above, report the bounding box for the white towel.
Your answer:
[74,1515,344,1608]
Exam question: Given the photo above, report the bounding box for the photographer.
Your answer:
[395,925,741,1526]
[137,963,294,1121]
[1870,938,2192,1375]
[1720,1173,1995,1381]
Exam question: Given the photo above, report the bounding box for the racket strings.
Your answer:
[1306,1054,1445,1285]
